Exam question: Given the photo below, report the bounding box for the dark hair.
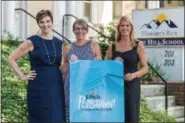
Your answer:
[73,19,88,32]
[36,9,53,24]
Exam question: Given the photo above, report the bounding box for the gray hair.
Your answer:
[73,19,88,32]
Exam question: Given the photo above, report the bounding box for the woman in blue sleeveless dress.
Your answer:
[61,19,102,122]
[8,10,65,122]
[106,16,148,122]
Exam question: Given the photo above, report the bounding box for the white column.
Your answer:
[53,1,66,38]
[101,1,113,26]
[66,1,76,42]
[18,1,28,39]
[91,1,98,24]
[1,1,2,38]
[147,1,160,8]
[75,1,84,18]
[53,1,64,24]
[182,47,185,81]
[87,1,98,40]
[3,1,16,35]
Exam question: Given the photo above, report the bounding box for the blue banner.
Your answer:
[70,60,124,122]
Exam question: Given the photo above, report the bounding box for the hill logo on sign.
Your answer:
[141,13,178,29]
[140,13,179,37]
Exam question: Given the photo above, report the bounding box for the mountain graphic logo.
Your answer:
[141,13,178,29]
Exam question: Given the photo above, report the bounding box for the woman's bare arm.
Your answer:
[8,40,36,80]
[60,44,71,81]
[91,41,102,59]
[133,41,148,78]
[105,44,112,60]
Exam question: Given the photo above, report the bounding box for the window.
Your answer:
[113,1,122,20]
[135,1,146,9]
[168,0,172,4]
[84,0,91,21]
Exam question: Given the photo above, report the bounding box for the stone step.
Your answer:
[154,106,184,118]
[141,85,164,97]
[168,106,184,118]
[145,95,175,110]
[176,117,184,122]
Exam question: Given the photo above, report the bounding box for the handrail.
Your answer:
[15,8,71,43]
[62,14,168,111]
[62,14,111,41]
[147,62,168,111]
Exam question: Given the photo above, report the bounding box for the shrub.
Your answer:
[97,21,117,59]
[140,96,176,122]
[97,21,117,44]
[2,39,29,122]
[141,59,166,82]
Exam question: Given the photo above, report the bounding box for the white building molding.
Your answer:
[101,1,113,26]
[1,1,3,37]
[3,1,16,36]
[66,1,76,41]
[53,1,66,39]
[91,1,98,24]
[18,1,28,39]
[147,1,160,8]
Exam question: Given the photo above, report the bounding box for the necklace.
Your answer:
[41,37,56,65]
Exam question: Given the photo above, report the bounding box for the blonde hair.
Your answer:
[116,16,137,47]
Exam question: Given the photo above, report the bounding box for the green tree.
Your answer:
[2,39,29,122]
[97,21,117,59]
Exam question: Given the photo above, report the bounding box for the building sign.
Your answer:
[132,7,184,82]
[133,7,184,46]
[146,47,184,81]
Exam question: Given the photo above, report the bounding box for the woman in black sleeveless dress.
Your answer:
[106,16,148,122]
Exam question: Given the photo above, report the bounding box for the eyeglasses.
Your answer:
[74,27,87,31]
